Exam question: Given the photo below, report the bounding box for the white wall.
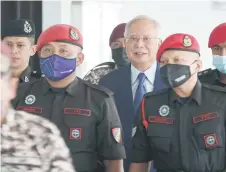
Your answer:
[43,0,226,78]
[42,0,72,29]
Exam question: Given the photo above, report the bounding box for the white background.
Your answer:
[43,0,226,78]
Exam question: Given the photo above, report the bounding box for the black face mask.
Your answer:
[112,47,130,68]
[160,64,192,88]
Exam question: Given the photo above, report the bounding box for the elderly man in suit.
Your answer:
[99,15,166,172]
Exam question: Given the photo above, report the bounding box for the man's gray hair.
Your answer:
[124,15,161,37]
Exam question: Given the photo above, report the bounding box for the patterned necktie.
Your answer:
[134,73,146,112]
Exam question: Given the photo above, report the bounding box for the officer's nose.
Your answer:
[11,45,19,54]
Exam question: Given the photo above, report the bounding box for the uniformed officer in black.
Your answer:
[130,33,226,172]
[83,23,130,85]
[12,24,126,172]
[198,23,226,87]
[1,19,43,83]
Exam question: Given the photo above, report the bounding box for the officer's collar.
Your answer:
[19,66,31,83]
[41,77,80,96]
[170,80,202,105]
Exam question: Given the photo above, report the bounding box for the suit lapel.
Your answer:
[117,65,135,112]
[154,63,167,91]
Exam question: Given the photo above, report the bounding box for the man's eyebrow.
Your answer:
[42,43,52,47]
[16,42,26,44]
[4,41,13,44]
[213,45,221,48]
[161,55,181,60]
[4,41,26,44]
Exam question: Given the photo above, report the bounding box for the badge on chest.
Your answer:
[16,95,43,114]
[69,128,82,140]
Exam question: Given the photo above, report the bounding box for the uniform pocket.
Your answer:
[147,121,174,153]
[194,117,223,150]
[62,115,96,152]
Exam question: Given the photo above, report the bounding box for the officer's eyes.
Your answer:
[174,59,180,63]
[44,48,51,52]
[6,43,12,47]
[213,46,222,51]
[113,42,120,47]
[60,49,68,53]
[160,60,167,65]
[17,44,25,48]
[143,37,149,41]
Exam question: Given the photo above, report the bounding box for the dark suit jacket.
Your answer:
[99,63,166,172]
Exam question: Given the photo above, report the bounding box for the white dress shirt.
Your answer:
[131,61,157,100]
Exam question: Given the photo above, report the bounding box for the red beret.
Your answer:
[157,33,200,62]
[109,23,126,47]
[208,23,226,48]
[37,24,83,51]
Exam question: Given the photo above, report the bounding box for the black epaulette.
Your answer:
[84,80,114,97]
[198,68,216,77]
[95,62,116,69]
[202,83,226,92]
[31,71,45,78]
[83,62,116,78]
[145,88,169,98]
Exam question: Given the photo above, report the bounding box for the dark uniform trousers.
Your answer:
[12,77,126,172]
[131,81,226,172]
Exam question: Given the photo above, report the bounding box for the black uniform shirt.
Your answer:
[199,68,226,87]
[131,81,226,172]
[19,66,44,83]
[12,77,126,172]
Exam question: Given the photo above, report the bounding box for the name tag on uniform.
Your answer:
[64,108,91,116]
[148,116,175,124]
[16,106,43,114]
[193,112,218,124]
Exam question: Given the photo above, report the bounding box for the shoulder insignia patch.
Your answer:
[112,128,121,143]
[84,80,113,96]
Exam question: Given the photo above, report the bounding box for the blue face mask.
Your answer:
[212,55,226,74]
[40,54,76,81]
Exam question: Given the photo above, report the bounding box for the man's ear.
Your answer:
[197,59,203,72]
[76,53,84,67]
[158,39,162,48]
[30,44,37,56]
